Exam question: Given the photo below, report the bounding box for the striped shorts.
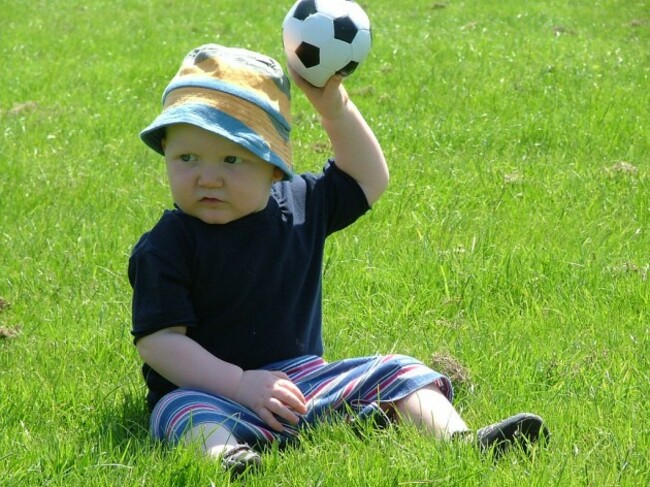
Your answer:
[150,354,452,448]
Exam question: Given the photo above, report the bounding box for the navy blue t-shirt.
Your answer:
[129,162,370,409]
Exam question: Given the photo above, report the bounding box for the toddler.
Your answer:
[129,44,548,476]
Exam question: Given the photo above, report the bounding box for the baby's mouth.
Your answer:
[201,197,224,204]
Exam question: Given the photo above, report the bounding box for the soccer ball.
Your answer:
[282,0,372,87]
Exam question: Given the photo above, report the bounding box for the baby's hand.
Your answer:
[288,66,349,121]
[233,369,308,432]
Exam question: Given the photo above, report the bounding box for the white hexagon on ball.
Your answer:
[282,0,372,87]
[300,15,335,47]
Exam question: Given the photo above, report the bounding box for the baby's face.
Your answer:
[163,124,283,224]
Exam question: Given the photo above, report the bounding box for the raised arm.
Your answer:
[291,69,389,206]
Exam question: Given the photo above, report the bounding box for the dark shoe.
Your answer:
[477,413,549,457]
[221,445,261,477]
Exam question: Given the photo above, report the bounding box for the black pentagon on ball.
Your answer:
[293,0,318,20]
[295,42,320,68]
[333,16,359,43]
[337,60,359,77]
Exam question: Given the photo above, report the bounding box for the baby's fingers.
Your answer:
[256,395,303,432]
[276,386,308,417]
[271,375,307,413]
[257,405,285,432]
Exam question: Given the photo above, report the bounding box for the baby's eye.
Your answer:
[223,155,243,165]
[180,154,198,163]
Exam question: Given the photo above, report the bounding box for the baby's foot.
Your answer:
[220,444,261,477]
[476,413,549,456]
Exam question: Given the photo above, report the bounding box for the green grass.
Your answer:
[1,0,649,485]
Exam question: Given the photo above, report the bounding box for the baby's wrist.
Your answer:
[227,366,246,399]
[320,97,353,124]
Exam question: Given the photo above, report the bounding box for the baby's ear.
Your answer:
[161,138,167,151]
[272,167,284,182]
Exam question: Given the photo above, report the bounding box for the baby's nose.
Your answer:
[198,165,224,187]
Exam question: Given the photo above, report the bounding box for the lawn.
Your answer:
[1,0,649,485]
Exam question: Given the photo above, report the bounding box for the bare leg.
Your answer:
[182,422,239,457]
[393,385,550,456]
[182,422,262,475]
[392,383,469,439]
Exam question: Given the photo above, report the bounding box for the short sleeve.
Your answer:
[128,213,197,342]
[312,160,371,235]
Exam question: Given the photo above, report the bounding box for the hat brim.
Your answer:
[140,103,293,180]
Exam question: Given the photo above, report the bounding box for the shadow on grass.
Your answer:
[91,389,153,454]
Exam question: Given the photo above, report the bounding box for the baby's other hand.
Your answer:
[288,65,349,121]
[233,369,307,432]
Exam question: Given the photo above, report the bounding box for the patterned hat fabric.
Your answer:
[140,44,293,180]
